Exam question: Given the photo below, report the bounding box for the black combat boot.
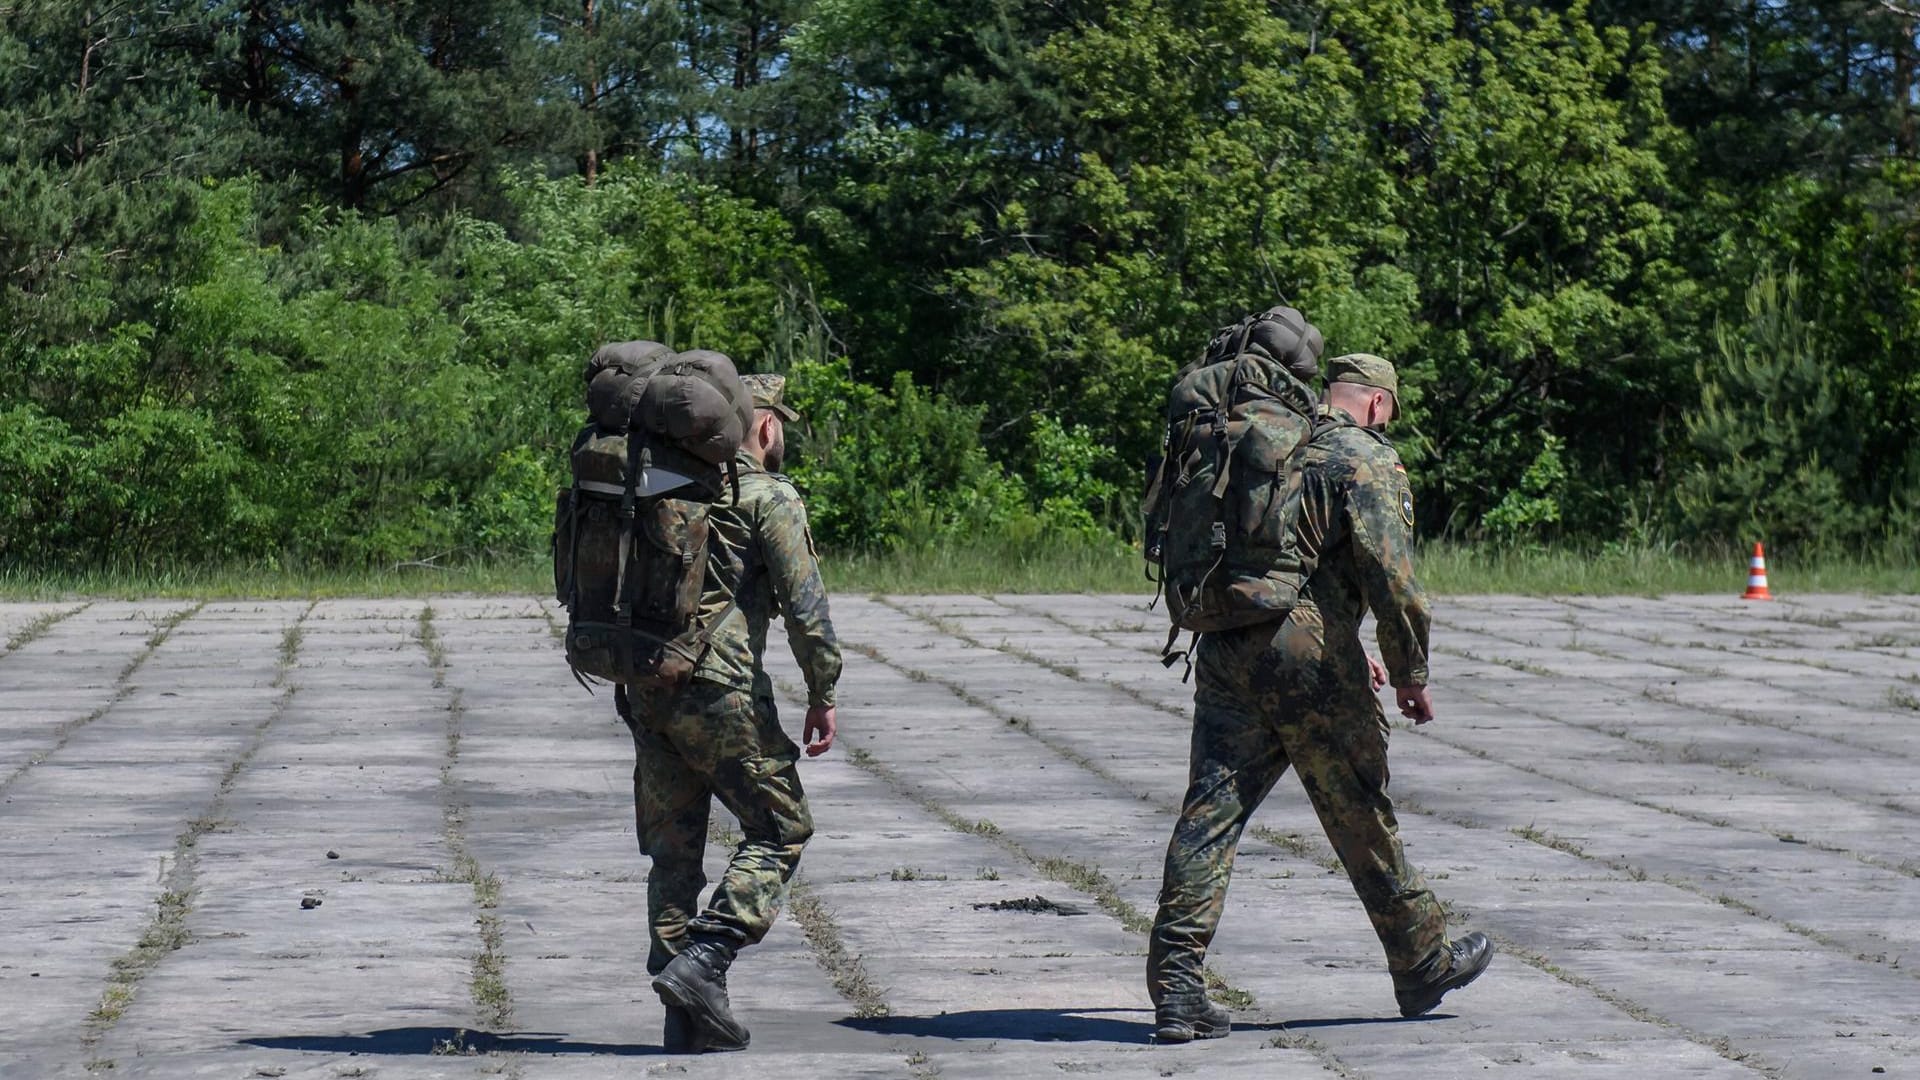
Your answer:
[652,936,750,1051]
[661,1004,708,1054]
[1152,994,1232,1044]
[1394,932,1494,1018]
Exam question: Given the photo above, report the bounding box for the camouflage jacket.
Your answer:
[694,453,842,706]
[1294,406,1431,688]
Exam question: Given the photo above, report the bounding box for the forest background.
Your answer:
[3,0,1918,586]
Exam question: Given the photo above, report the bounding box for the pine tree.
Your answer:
[194,0,561,211]
[0,1,243,390]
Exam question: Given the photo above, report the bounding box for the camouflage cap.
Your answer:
[740,373,800,422]
[1326,353,1399,406]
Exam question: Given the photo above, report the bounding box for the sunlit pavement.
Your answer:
[2,593,1917,1078]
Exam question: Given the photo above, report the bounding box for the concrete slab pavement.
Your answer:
[3,593,1917,1078]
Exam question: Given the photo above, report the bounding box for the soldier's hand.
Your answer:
[1396,686,1434,725]
[804,705,837,756]
[1366,652,1388,691]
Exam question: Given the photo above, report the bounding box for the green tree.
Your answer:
[0,2,242,375]
[194,0,560,211]
[792,1,1685,535]
[538,1,691,182]
[1674,270,1870,556]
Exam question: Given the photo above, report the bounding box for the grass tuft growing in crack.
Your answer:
[1250,826,1343,874]
[436,684,514,1030]
[3,602,87,654]
[277,621,304,673]
[418,603,449,687]
[89,889,193,1031]
[82,603,309,1065]
[788,881,891,1018]
[904,1047,941,1079]
[118,602,204,683]
[418,607,516,1032]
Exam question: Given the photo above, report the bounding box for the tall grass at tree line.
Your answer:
[0,540,1911,600]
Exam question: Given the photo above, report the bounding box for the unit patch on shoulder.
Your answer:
[1400,487,1415,528]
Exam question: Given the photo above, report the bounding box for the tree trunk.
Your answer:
[584,0,600,184]
[1897,12,1918,158]
[341,68,364,206]
[75,6,97,165]
[244,0,270,120]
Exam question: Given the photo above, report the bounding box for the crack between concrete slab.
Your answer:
[1482,932,1788,1080]
[80,602,313,1070]
[995,598,1920,979]
[1453,629,1920,789]
[985,596,1163,656]
[418,603,514,1034]
[538,604,566,644]
[1553,597,1917,676]
[795,660,1362,1080]
[889,597,1193,724]
[1493,821,1914,975]
[0,601,203,800]
[989,596,1920,888]
[1424,665,1920,880]
[978,599,1920,889]
[1437,604,1917,763]
[1554,596,1920,719]
[880,598,1792,1079]
[788,879,893,1019]
[1,600,90,656]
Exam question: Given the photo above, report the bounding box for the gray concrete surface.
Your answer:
[1,593,1917,1079]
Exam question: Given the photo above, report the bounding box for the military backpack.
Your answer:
[552,341,755,690]
[1142,307,1325,672]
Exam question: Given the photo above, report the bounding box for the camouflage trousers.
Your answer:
[1146,602,1447,1005]
[620,678,814,975]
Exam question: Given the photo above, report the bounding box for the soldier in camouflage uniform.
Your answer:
[623,373,841,1053]
[1146,354,1490,1041]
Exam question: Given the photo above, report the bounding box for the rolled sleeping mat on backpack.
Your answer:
[1195,306,1323,382]
[584,339,673,388]
[637,349,755,466]
[582,344,755,467]
[1242,306,1323,382]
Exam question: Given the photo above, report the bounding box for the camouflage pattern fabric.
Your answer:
[1293,406,1430,688]
[1146,405,1447,1005]
[620,450,839,973]
[622,679,813,974]
[694,452,841,706]
[1146,347,1321,634]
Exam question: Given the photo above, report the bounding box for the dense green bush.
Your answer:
[5,3,1920,574]
[783,359,1114,549]
[0,172,1101,567]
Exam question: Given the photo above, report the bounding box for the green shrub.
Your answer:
[784,359,1032,549]
[1672,270,1876,558]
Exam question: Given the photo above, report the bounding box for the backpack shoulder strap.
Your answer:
[560,425,597,613]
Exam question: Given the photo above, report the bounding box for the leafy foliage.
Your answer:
[2,1,1918,570]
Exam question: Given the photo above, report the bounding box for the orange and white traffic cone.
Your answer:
[1742,542,1772,601]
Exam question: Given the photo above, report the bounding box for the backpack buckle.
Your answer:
[1209,521,1226,552]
